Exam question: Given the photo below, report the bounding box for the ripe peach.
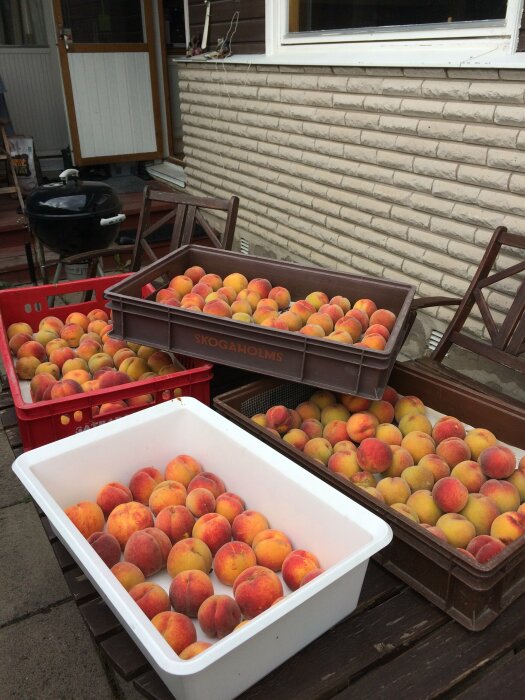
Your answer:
[303,437,333,465]
[326,329,353,344]
[30,373,57,402]
[346,412,379,443]
[307,312,333,335]
[328,450,360,479]
[129,582,172,620]
[63,369,91,386]
[169,274,194,297]
[282,550,320,591]
[282,428,308,451]
[390,503,419,522]
[450,460,486,493]
[436,513,476,548]
[384,446,414,478]
[165,454,202,487]
[360,333,387,351]
[119,356,149,381]
[87,319,108,336]
[357,438,392,474]
[192,513,232,555]
[490,511,525,543]
[369,308,396,331]
[401,464,435,492]
[106,501,154,549]
[213,541,257,586]
[398,413,432,437]
[368,400,395,425]
[167,537,213,577]
[303,291,328,311]
[64,501,105,539]
[8,331,33,354]
[111,561,145,591]
[44,378,84,400]
[76,338,102,361]
[351,471,376,488]
[203,298,232,318]
[345,308,369,332]
[333,440,357,454]
[59,323,84,348]
[101,337,127,358]
[278,310,303,331]
[245,277,271,299]
[35,361,61,380]
[136,345,156,361]
[436,437,471,469]
[180,292,206,311]
[394,395,426,422]
[149,481,187,516]
[288,299,316,325]
[320,403,350,425]
[322,420,348,447]
[215,492,245,524]
[253,306,279,325]
[308,389,335,409]
[198,594,241,638]
[86,308,108,323]
[186,486,217,518]
[353,298,377,318]
[7,321,33,339]
[17,339,46,362]
[184,265,206,284]
[460,493,501,536]
[187,471,226,499]
[478,445,516,479]
[39,316,64,334]
[319,303,345,324]
[363,486,384,501]
[232,510,269,546]
[363,324,390,341]
[382,386,399,406]
[375,423,403,446]
[401,431,435,463]
[155,505,195,544]
[406,489,443,525]
[199,273,223,291]
[252,529,293,572]
[431,416,466,444]
[221,272,247,294]
[268,286,291,310]
[420,524,448,542]
[97,370,131,390]
[232,312,253,323]
[152,610,197,654]
[217,286,237,305]
[480,479,520,513]
[466,534,506,563]
[417,454,450,482]
[33,328,58,347]
[180,642,212,659]
[129,466,164,505]
[340,394,371,414]
[265,405,293,434]
[300,419,324,440]
[464,428,498,460]
[507,465,525,502]
[330,295,351,313]
[230,299,253,317]
[334,316,362,341]
[376,477,411,506]
[191,282,212,300]
[96,481,133,517]
[169,569,214,617]
[233,565,283,619]
[432,476,469,513]
[87,531,121,568]
[97,400,127,416]
[87,352,114,374]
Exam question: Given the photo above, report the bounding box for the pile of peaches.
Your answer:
[65,456,322,659]
[6,310,182,414]
[251,388,525,565]
[155,264,397,348]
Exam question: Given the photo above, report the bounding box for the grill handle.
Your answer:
[100,213,126,227]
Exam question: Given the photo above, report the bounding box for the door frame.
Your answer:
[52,0,164,165]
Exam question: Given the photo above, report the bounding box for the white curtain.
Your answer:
[0,0,47,45]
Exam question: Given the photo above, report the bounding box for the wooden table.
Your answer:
[3,391,525,700]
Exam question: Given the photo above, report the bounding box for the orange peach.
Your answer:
[59,323,84,348]
[101,337,127,358]
[180,642,212,659]
[215,492,245,524]
[198,594,241,638]
[96,481,133,517]
[490,512,525,544]
[464,428,498,461]
[432,476,469,513]
[129,466,164,505]
[64,501,105,539]
[460,493,501,536]
[278,310,303,331]
[87,352,114,374]
[64,311,88,331]
[167,537,213,577]
[383,446,414,478]
[252,529,293,572]
[289,300,317,324]
[406,489,443,525]
[246,277,271,298]
[152,610,197,654]
[398,413,432,437]
[165,454,203,487]
[97,370,131,389]
[192,512,232,555]
[184,265,206,284]
[186,488,216,517]
[169,274,194,297]
[334,316,362,341]
[300,418,324,440]
[401,464,435,492]
[17,339,46,362]
[431,416,466,444]
[394,395,426,422]
[376,477,411,506]
[217,286,237,304]
[180,292,206,311]
[345,308,369,332]
[231,510,269,546]
[307,312,333,335]
[369,308,396,331]
[187,471,226,499]
[253,306,279,325]
[368,400,395,425]
[86,308,108,323]
[319,303,345,324]
[213,541,257,586]
[202,298,232,317]
[283,428,310,450]
[346,412,379,443]
[111,561,145,591]
[7,321,33,339]
[450,460,486,493]
[326,329,353,344]
[191,282,213,299]
[87,320,107,336]
[353,298,377,317]
[466,534,506,563]
[327,450,360,479]
[478,445,516,479]
[340,394,371,413]
[360,334,387,351]
[418,454,450,482]
[44,378,84,400]
[199,273,223,291]
[39,316,64,334]
[333,440,357,453]
[230,299,253,316]
[76,338,102,361]
[390,503,419,522]
[119,356,149,381]
[363,324,390,341]
[322,420,349,447]
[357,438,392,474]
[507,465,525,502]
[97,400,127,416]
[436,513,476,548]
[233,565,283,619]
[169,569,214,617]
[149,480,187,516]
[268,286,291,310]
[265,405,293,434]
[480,479,520,513]
[155,505,195,544]
[436,437,471,468]
[63,369,91,386]
[330,295,351,313]
[401,431,436,463]
[281,550,320,591]
[8,331,33,354]
[129,582,171,620]
[375,423,403,446]
[222,272,248,294]
[123,527,172,576]
[304,291,329,311]
[303,437,333,465]
[29,373,57,402]
[106,501,154,549]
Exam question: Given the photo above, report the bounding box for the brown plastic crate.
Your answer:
[104,245,415,399]
[213,364,525,631]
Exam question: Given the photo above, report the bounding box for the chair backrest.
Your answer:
[131,186,239,272]
[432,226,525,373]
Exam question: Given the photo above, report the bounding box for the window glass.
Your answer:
[290,0,508,33]
[0,0,47,45]
[60,0,144,44]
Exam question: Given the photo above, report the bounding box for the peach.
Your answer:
[398,413,432,437]
[431,416,466,444]
[283,428,310,451]
[330,295,351,313]
[363,324,390,341]
[151,610,197,658]
[464,428,498,460]
[390,503,419,522]
[215,492,245,524]
[64,501,105,539]
[362,486,385,501]
[309,389,336,409]
[357,438,392,473]
[87,352,114,374]
[307,312,333,335]
[384,446,414,478]
[300,418,324,440]
[232,312,253,324]
[375,423,403,446]
[340,394,371,414]
[233,565,283,619]
[129,582,172,620]
[87,531,121,568]
[113,348,137,368]
[186,488,216,517]
[346,412,379,443]
[268,286,291,310]
[97,400,127,416]
[39,316,64,334]
[199,273,223,291]
[149,481,187,516]
[279,310,303,331]
[169,274,194,297]
[282,550,320,591]
[44,378,84,400]
[417,454,450,482]
[217,286,237,305]
[353,298,377,318]
[167,537,213,577]
[165,454,203,487]
[198,594,241,638]
[30,373,57,402]
[368,400,395,425]
[101,337,127,358]
[333,440,357,453]
[7,321,33,339]
[246,277,271,298]
[213,541,257,586]
[129,466,164,505]
[230,299,253,317]
[507,465,525,502]
[59,323,84,348]
[8,331,33,354]
[369,308,396,331]
[432,476,469,513]
[460,493,501,536]
[480,479,520,513]
[97,370,131,389]
[87,319,108,336]
[17,339,46,362]
[155,505,195,544]
[420,524,448,542]
[490,512,525,543]
[63,311,88,330]
[221,272,247,294]
[401,464,435,492]
[376,477,411,506]
[111,561,145,591]
[192,512,232,555]
[63,369,91,386]
[106,501,154,549]
[33,329,58,347]
[334,316,362,341]
[137,345,156,361]
[180,642,212,659]
[478,445,516,479]
[203,298,232,318]
[401,431,436,463]
[232,510,269,546]
[303,291,328,311]
[289,299,317,324]
[191,282,213,299]
[184,265,206,284]
[394,395,426,422]
[328,450,360,479]
[35,361,61,380]
[320,403,350,425]
[253,306,279,325]
[96,481,133,517]
[265,405,293,434]
[169,569,214,617]
[351,471,376,488]
[99,324,113,343]
[119,356,149,381]
[345,308,369,332]
[406,489,443,525]
[86,308,108,323]
[76,338,102,361]
[436,437,471,468]
[319,303,345,324]
[180,292,205,311]
[187,471,226,499]
[466,534,506,563]
[450,460,486,493]
[252,529,293,572]
[360,334,387,351]
[326,330,353,344]
[127,395,154,409]
[436,513,476,548]
[303,437,333,465]
[322,420,349,447]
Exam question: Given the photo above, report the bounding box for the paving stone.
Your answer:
[0,430,27,508]
[0,502,70,625]
[0,601,114,700]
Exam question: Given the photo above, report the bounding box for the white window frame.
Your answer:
[264,0,525,68]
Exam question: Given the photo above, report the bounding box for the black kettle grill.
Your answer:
[26,169,126,257]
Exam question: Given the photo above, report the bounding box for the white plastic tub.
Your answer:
[12,398,392,700]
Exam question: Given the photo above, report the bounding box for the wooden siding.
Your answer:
[188,0,265,54]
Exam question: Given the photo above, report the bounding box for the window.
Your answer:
[265,0,525,67]
[0,0,46,46]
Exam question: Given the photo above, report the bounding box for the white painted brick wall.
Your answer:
[177,63,525,338]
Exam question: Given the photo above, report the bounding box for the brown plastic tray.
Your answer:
[104,245,415,399]
[213,363,525,631]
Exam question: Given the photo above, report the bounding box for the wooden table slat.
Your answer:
[51,539,76,571]
[452,648,525,699]
[63,567,98,603]
[0,405,17,428]
[78,597,122,641]
[100,630,149,680]
[134,671,174,700]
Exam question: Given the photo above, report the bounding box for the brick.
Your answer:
[376,150,414,171]
[447,239,484,264]
[463,124,518,148]
[421,80,470,100]
[302,180,329,198]
[413,157,458,179]
[371,216,408,239]
[360,130,397,150]
[289,73,319,90]
[282,89,333,108]
[494,105,525,127]
[317,75,349,91]
[509,173,525,194]
[442,101,495,123]
[452,203,503,229]
[343,143,378,164]
[378,115,419,134]
[478,190,525,216]
[341,176,374,196]
[357,163,395,184]
[469,82,525,103]
[332,93,366,110]
[332,66,367,76]
[257,87,281,102]
[432,180,480,205]
[391,205,430,228]
[314,137,345,158]
[356,194,392,217]
[447,69,499,80]
[411,192,455,217]
[326,215,356,236]
[311,197,342,218]
[404,68,447,78]
[422,249,470,276]
[366,68,404,77]
[457,164,510,190]
[344,111,381,129]
[402,258,444,287]
[382,78,423,96]
[400,99,445,117]
[340,206,373,227]
[302,121,331,139]
[393,171,434,193]
[487,148,525,171]
[437,141,487,165]
[498,69,525,81]
[385,236,416,259]
[328,125,361,144]
[416,119,465,141]
[429,216,476,242]
[363,95,403,113]
[373,182,412,206]
[347,77,384,93]
[314,107,347,125]
[518,132,525,150]
[396,135,439,157]
[407,227,448,251]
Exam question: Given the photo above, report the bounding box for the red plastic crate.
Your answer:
[0,275,213,450]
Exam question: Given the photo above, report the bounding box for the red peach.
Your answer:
[282,550,320,591]
[111,561,145,591]
[186,487,216,517]
[8,332,32,354]
[184,265,206,284]
[30,373,57,402]
[431,415,466,444]
[265,405,293,434]
[192,512,232,555]
[381,386,399,406]
[360,334,387,351]
[106,501,154,549]
[203,298,232,317]
[197,595,241,638]
[165,454,203,487]
[233,565,283,619]
[96,481,133,517]
[87,532,121,568]
[346,412,379,443]
[364,323,390,341]
[289,300,317,324]
[323,420,349,447]
[432,476,469,513]
[345,308,369,332]
[130,582,172,620]
[155,505,195,544]
[247,277,272,298]
[369,308,396,331]
[215,492,245,524]
[466,534,506,563]
[129,466,164,505]
[268,286,291,310]
[357,438,392,474]
[353,298,377,318]
[436,437,471,468]
[17,340,46,362]
[232,510,269,546]
[64,501,105,539]
[187,471,226,499]
[300,419,324,440]
[169,569,214,617]
[319,303,345,324]
[151,610,196,653]
[213,541,257,586]
[478,445,516,479]
[330,295,351,313]
[334,316,362,341]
